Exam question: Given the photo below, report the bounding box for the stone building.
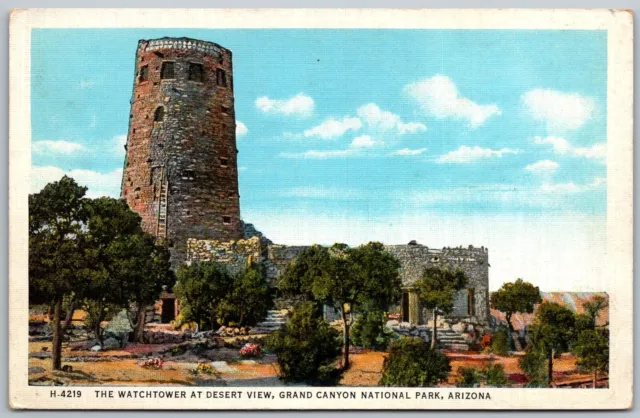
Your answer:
[121,37,244,266]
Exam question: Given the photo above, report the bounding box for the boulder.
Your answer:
[451,322,466,333]
[102,337,120,350]
[386,320,399,327]
[28,366,46,374]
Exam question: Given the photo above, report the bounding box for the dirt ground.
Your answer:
[29,341,601,387]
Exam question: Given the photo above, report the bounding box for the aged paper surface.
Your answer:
[9,8,633,409]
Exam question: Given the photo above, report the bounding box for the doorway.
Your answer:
[161,298,176,323]
[401,292,410,322]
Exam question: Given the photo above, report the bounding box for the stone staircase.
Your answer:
[249,309,289,335]
[435,329,469,351]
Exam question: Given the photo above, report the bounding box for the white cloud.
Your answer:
[391,148,428,156]
[31,166,124,198]
[533,136,572,154]
[303,116,362,140]
[403,75,501,128]
[573,143,606,160]
[397,122,427,135]
[540,177,606,193]
[280,149,358,159]
[32,140,85,155]
[356,103,427,135]
[534,136,606,161]
[236,121,248,137]
[280,187,362,199]
[525,160,559,176]
[238,166,248,172]
[436,145,519,163]
[522,89,595,131]
[255,93,315,117]
[79,79,96,89]
[350,135,377,148]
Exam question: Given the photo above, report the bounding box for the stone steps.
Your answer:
[248,309,288,335]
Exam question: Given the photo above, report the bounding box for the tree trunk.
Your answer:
[51,299,63,371]
[341,310,350,369]
[506,312,515,351]
[593,370,597,389]
[94,306,106,348]
[430,309,438,350]
[62,300,77,333]
[132,305,146,343]
[547,349,554,387]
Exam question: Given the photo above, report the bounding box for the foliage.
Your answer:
[415,266,468,348]
[220,263,272,327]
[582,296,608,327]
[456,367,481,387]
[491,327,510,356]
[29,176,91,370]
[139,358,164,369]
[490,279,541,350]
[526,302,577,386]
[240,343,262,358]
[574,328,609,386]
[351,310,393,350]
[174,261,234,331]
[484,362,509,387]
[379,337,451,387]
[193,362,216,376]
[266,302,341,384]
[519,346,549,387]
[276,242,402,368]
[480,333,493,349]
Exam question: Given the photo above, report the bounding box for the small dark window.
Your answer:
[182,169,195,179]
[221,105,229,114]
[161,62,175,79]
[154,107,165,122]
[139,65,149,82]
[216,68,227,87]
[220,157,228,167]
[467,288,476,316]
[188,62,204,82]
[134,187,141,199]
[230,75,234,91]
[222,216,232,225]
[228,189,235,197]
[132,128,136,134]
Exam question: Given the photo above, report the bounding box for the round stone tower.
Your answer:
[121,37,243,262]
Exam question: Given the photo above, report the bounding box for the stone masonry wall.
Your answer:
[121,37,243,265]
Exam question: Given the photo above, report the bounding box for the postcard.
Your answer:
[8,8,633,410]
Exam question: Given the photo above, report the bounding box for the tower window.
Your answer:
[221,105,229,114]
[467,288,476,316]
[139,65,149,82]
[182,169,195,179]
[220,157,228,167]
[228,189,235,197]
[161,61,175,79]
[222,216,232,225]
[216,68,227,87]
[188,62,204,82]
[154,106,165,122]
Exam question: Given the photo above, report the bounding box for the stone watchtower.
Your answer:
[121,37,243,263]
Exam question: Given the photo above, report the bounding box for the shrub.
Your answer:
[351,310,393,350]
[480,333,492,349]
[139,358,163,369]
[266,302,341,384]
[193,362,215,375]
[491,327,510,355]
[456,367,481,387]
[379,337,451,387]
[519,347,548,387]
[240,343,262,358]
[484,362,509,387]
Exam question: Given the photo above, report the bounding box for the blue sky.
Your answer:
[30,29,608,290]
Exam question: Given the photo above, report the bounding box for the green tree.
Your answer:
[490,279,542,349]
[29,176,90,370]
[174,261,234,331]
[351,309,392,350]
[83,197,172,346]
[379,337,451,387]
[220,262,272,327]
[266,302,341,384]
[582,295,608,328]
[574,328,609,388]
[528,302,576,386]
[277,242,401,368]
[415,267,468,349]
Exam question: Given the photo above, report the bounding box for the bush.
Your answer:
[480,333,492,349]
[351,310,393,350]
[484,362,509,387]
[491,327,510,355]
[239,343,262,358]
[519,347,548,387]
[265,302,341,384]
[379,337,451,387]
[456,367,481,387]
